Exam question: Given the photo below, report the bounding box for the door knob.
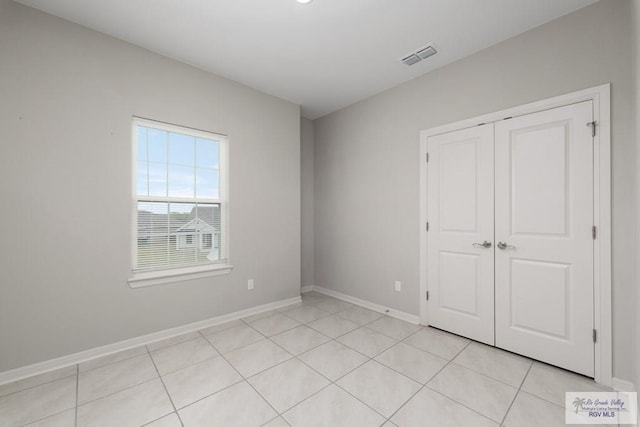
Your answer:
[472,241,492,248]
[497,241,516,250]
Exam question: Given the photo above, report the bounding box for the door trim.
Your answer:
[419,84,612,386]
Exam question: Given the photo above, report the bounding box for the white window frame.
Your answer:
[128,117,232,288]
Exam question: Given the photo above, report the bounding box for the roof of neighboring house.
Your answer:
[176,218,215,233]
[189,206,219,220]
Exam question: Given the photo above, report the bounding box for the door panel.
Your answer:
[495,101,594,376]
[427,125,494,345]
[510,259,570,338]
[511,125,568,235]
[439,141,479,232]
[439,251,479,316]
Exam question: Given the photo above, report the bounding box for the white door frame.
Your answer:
[419,84,612,386]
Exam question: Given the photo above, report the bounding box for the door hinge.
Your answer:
[426,153,429,163]
[592,225,597,240]
[426,222,429,232]
[587,121,596,137]
[426,291,430,301]
[592,329,597,343]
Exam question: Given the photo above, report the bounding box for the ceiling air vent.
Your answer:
[401,54,422,66]
[416,46,437,60]
[400,44,437,66]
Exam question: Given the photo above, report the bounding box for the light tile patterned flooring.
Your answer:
[0,291,614,427]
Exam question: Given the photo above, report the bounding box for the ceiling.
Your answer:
[16,0,598,119]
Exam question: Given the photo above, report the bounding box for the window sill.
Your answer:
[128,264,233,288]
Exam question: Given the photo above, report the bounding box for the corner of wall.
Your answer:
[633,0,640,410]
[301,117,315,290]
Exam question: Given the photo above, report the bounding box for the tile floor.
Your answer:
[0,292,615,427]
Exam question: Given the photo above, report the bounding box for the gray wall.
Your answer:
[0,0,301,372]
[634,0,640,400]
[301,118,314,289]
[314,0,635,381]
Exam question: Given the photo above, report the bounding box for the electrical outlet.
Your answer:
[248,279,254,290]
[394,280,401,292]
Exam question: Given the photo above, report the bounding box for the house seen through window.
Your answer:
[132,118,227,274]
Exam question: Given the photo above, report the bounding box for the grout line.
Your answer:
[10,376,82,427]
[445,359,528,390]
[261,415,292,427]
[145,346,184,427]
[22,408,80,427]
[238,304,397,421]
[202,330,267,355]
[399,328,472,361]
[197,330,283,419]
[77,346,150,373]
[271,334,333,357]
[359,323,422,342]
[280,343,387,420]
[74,364,79,427]
[331,382,389,419]
[444,340,535,391]
[268,314,421,420]
[22,377,169,426]
[380,382,426,424]
[277,303,333,320]
[296,340,368,383]
[428,387,501,425]
[279,380,335,414]
[500,362,534,426]
[163,375,243,412]
[153,354,222,378]
[516,385,577,412]
[244,356,297,382]
[0,370,78,399]
[381,337,510,426]
[517,389,576,411]
[279,307,441,420]
[196,319,245,337]
[142,412,181,426]
[147,333,204,354]
[400,324,426,341]
[382,340,470,424]
[420,338,525,425]
[74,376,160,407]
[252,325,305,340]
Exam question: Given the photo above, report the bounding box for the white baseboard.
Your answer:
[309,285,420,325]
[612,377,637,392]
[611,378,639,425]
[0,296,302,386]
[300,285,314,293]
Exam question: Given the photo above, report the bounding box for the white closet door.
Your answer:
[494,101,594,376]
[427,125,495,345]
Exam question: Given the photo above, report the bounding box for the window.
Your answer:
[129,118,230,287]
[202,233,212,249]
